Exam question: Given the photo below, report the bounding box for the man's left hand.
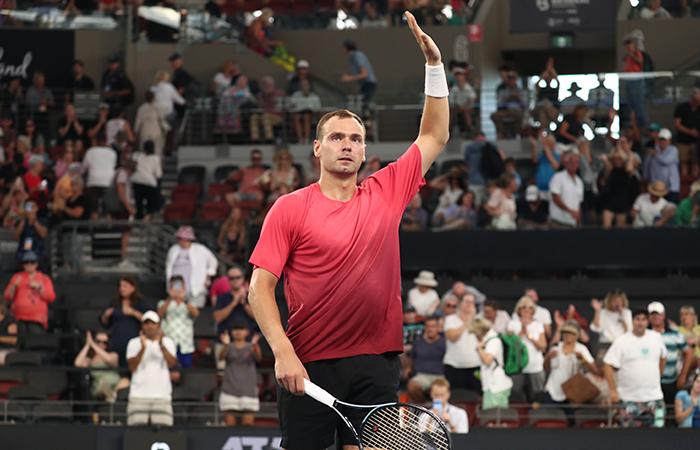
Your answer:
[406,11,441,66]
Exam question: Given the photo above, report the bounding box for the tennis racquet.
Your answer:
[304,379,452,450]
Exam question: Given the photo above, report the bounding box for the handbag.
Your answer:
[562,372,600,404]
[103,170,127,216]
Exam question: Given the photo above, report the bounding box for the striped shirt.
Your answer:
[656,324,688,384]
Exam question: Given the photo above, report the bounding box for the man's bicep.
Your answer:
[250,267,279,294]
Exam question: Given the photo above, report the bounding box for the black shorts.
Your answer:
[279,353,400,450]
[86,186,106,215]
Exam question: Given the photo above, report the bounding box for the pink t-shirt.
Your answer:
[250,144,425,363]
[210,276,231,299]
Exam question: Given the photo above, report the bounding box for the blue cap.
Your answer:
[22,251,39,262]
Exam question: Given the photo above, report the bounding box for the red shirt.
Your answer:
[250,144,425,363]
[23,172,47,208]
[4,271,56,329]
[624,51,643,73]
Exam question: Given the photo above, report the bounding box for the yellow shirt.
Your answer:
[678,324,700,357]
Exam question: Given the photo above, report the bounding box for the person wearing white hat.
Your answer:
[643,128,680,204]
[408,270,440,316]
[125,310,177,426]
[165,226,218,308]
[517,184,548,228]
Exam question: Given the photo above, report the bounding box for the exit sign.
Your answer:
[551,34,573,48]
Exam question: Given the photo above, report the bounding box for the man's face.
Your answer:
[524,289,539,303]
[170,59,182,70]
[424,320,439,339]
[177,238,192,249]
[460,294,476,315]
[564,155,580,173]
[633,314,649,334]
[228,269,244,290]
[142,320,160,339]
[649,311,665,328]
[250,152,262,167]
[430,385,450,405]
[659,138,670,150]
[314,117,366,177]
[109,61,119,72]
[74,63,83,77]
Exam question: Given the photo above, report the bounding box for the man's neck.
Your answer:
[318,173,358,202]
[230,287,242,294]
[652,323,665,332]
[632,329,645,337]
[567,170,577,179]
[423,334,439,344]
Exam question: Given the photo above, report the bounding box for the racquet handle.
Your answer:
[304,379,337,407]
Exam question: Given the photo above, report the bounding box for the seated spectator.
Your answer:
[480,298,510,334]
[126,311,177,426]
[0,152,27,192]
[531,130,561,195]
[226,149,266,207]
[54,146,75,180]
[218,207,246,264]
[131,141,162,220]
[57,176,90,274]
[3,251,55,335]
[555,104,590,157]
[23,118,45,157]
[289,80,322,145]
[52,162,82,214]
[590,289,633,347]
[408,271,440,317]
[401,194,428,231]
[210,61,240,98]
[544,323,597,406]
[1,180,28,229]
[157,276,199,368]
[74,331,120,401]
[549,151,584,228]
[106,107,134,148]
[361,1,389,28]
[23,155,48,211]
[491,71,525,139]
[674,180,700,225]
[209,267,248,306]
[449,67,477,137]
[218,320,262,426]
[134,92,165,156]
[306,151,321,186]
[643,129,680,204]
[517,185,549,229]
[464,132,501,207]
[250,76,286,144]
[484,172,518,230]
[679,306,700,357]
[531,57,560,130]
[100,275,149,367]
[286,59,312,98]
[14,197,48,267]
[216,75,255,133]
[406,316,446,404]
[427,378,469,433]
[83,133,117,220]
[166,226,218,308]
[358,155,381,183]
[443,293,481,391]
[260,150,300,202]
[631,181,677,227]
[213,266,256,371]
[431,167,467,226]
[640,0,672,18]
[438,190,477,230]
[471,317,513,410]
[507,296,547,402]
[600,148,639,228]
[0,114,17,158]
[403,305,424,349]
[675,372,700,428]
[0,301,18,365]
[57,104,85,155]
[604,308,667,428]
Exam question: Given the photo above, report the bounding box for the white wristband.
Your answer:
[424,63,449,98]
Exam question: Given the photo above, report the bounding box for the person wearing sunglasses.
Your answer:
[74,330,120,401]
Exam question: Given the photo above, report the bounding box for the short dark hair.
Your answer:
[251,149,262,157]
[504,157,516,166]
[95,132,107,143]
[143,140,155,155]
[632,308,648,320]
[25,198,38,206]
[74,60,85,67]
[316,109,365,142]
[169,275,185,285]
[484,298,500,310]
[424,315,440,326]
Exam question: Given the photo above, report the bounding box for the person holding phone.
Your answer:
[428,378,468,433]
[13,198,48,269]
[157,275,199,368]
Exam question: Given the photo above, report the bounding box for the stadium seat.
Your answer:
[177,166,206,185]
[200,201,230,222]
[97,403,127,425]
[116,387,130,402]
[449,389,479,426]
[28,371,68,400]
[72,309,102,333]
[8,385,47,400]
[180,371,217,401]
[3,403,27,424]
[529,408,569,428]
[575,408,610,428]
[189,405,219,425]
[164,201,197,223]
[194,308,217,338]
[171,183,202,203]
[479,407,520,427]
[508,390,529,426]
[173,386,205,402]
[33,403,73,423]
[0,371,23,400]
[5,352,42,367]
[207,184,235,202]
[213,165,238,184]
[173,404,189,425]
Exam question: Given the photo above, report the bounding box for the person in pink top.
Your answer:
[3,250,56,334]
[247,13,449,450]
[209,266,248,306]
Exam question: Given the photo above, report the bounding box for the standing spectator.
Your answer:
[679,306,700,357]
[126,311,177,426]
[131,141,162,220]
[217,206,246,264]
[531,131,561,195]
[517,185,549,228]
[604,308,667,428]
[483,172,517,230]
[401,194,428,231]
[13,198,48,267]
[249,76,286,144]
[590,289,633,346]
[23,155,48,211]
[427,378,469,434]
[644,128,680,203]
[82,133,117,220]
[449,67,476,137]
[100,276,149,367]
[25,72,54,138]
[543,323,597,406]
[214,266,256,370]
[491,72,525,139]
[471,318,514,410]
[87,103,110,149]
[3,251,55,334]
[559,83,586,116]
[150,70,186,135]
[588,75,616,129]
[218,320,262,426]
[105,107,134,148]
[405,316,446,404]
[507,296,547,402]
[600,148,639,228]
[165,226,218,308]
[549,151,584,228]
[511,288,553,341]
[407,270,440,317]
[341,38,377,134]
[216,75,255,133]
[134,91,165,156]
[74,331,120,401]
[640,0,672,18]
[157,276,199,368]
[0,301,18,365]
[480,298,510,335]
[57,177,90,274]
[169,53,196,108]
[289,79,322,145]
[65,60,95,104]
[623,35,649,128]
[631,181,677,227]
[101,55,134,108]
[443,293,481,391]
[57,103,85,154]
[675,373,700,428]
[673,87,700,177]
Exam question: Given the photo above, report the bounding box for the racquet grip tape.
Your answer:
[304,379,336,407]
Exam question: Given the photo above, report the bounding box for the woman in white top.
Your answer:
[150,70,186,120]
[131,140,163,220]
[479,298,510,335]
[590,289,632,344]
[209,60,238,97]
[470,318,514,410]
[106,107,134,147]
[506,296,548,402]
[134,91,165,156]
[443,293,481,391]
[484,172,518,230]
[543,323,597,404]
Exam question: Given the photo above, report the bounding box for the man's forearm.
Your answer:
[249,280,293,358]
[604,365,617,392]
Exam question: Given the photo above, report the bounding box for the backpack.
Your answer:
[480,142,505,180]
[488,334,529,375]
[641,51,655,95]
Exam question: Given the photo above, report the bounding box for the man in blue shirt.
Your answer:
[643,128,680,204]
[463,132,504,206]
[341,38,377,132]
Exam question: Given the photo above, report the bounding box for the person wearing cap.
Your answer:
[622,35,650,128]
[157,276,199,368]
[408,270,440,316]
[168,53,194,99]
[3,250,55,335]
[289,79,322,145]
[517,184,549,228]
[341,37,377,129]
[644,128,680,203]
[604,308,667,427]
[286,59,311,96]
[549,151,584,228]
[544,322,597,406]
[631,180,677,227]
[491,71,525,139]
[448,67,476,137]
[101,56,134,107]
[648,301,694,408]
[673,87,700,177]
[166,225,218,308]
[125,310,177,426]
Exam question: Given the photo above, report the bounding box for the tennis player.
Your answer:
[248,11,449,450]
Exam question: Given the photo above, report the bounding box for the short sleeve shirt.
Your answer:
[410,335,446,375]
[674,102,700,144]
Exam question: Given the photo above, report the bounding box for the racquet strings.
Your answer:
[360,404,450,450]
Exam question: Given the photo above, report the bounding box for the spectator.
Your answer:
[361,1,389,28]
[480,298,510,334]
[551,306,590,345]
[449,67,476,137]
[491,71,525,139]
[640,0,672,18]
[471,317,513,410]
[65,60,95,104]
[623,35,649,128]
[100,275,149,367]
[57,176,90,274]
[289,79,322,145]
[210,61,240,97]
[101,55,134,108]
[217,206,246,264]
[512,288,553,340]
[109,159,137,265]
[83,132,117,220]
[131,140,162,220]
[604,308,667,428]
[23,155,48,211]
[226,149,266,207]
[1,78,24,121]
[260,149,300,202]
[543,323,597,406]
[532,57,560,130]
[74,331,120,401]
[443,293,481,391]
[484,172,518,230]
[216,75,255,133]
[674,180,700,225]
[0,301,18,365]
[507,296,547,402]
[0,115,17,158]
[675,372,700,428]
[358,155,381,183]
[134,91,166,156]
[439,295,459,320]
[439,190,477,230]
[403,305,425,347]
[213,266,256,370]
[517,185,549,229]
[13,197,48,267]
[600,148,639,228]
[559,83,586,116]
[54,147,75,180]
[673,87,700,177]
[644,128,680,203]
[286,59,312,97]
[531,130,561,195]
[1,180,28,229]
[249,76,286,144]
[126,311,177,426]
[405,316,446,404]
[52,161,82,215]
[246,8,282,57]
[427,378,469,434]
[401,194,428,231]
[678,306,700,357]
[407,270,440,317]
[590,289,633,347]
[169,53,196,105]
[106,107,134,148]
[430,167,467,226]
[504,158,521,193]
[87,103,110,149]
[549,151,584,228]
[3,250,55,334]
[150,70,186,134]
[165,226,218,308]
[648,301,693,408]
[555,104,590,157]
[57,103,85,154]
[25,71,54,136]
[631,181,677,227]
[341,38,377,133]
[218,320,262,426]
[588,74,616,129]
[157,276,199,368]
